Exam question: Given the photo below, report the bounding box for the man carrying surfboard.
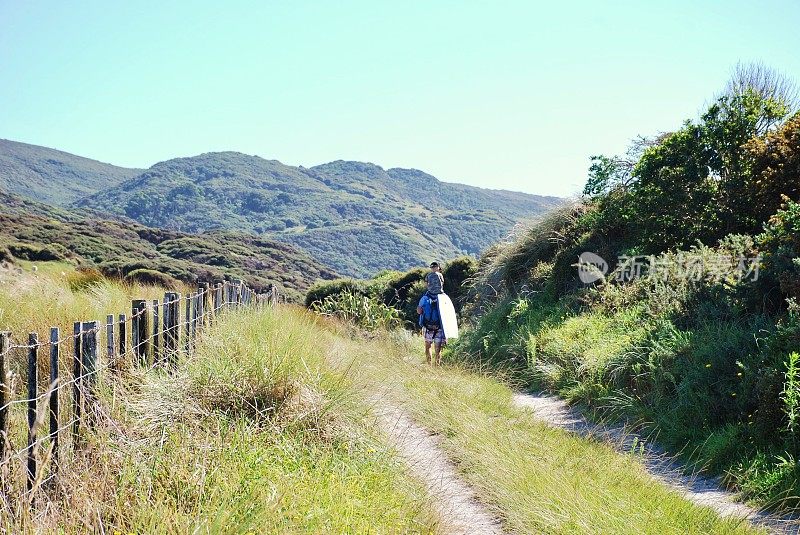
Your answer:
[418,291,445,365]
[417,262,459,365]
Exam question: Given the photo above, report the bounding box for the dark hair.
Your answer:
[429,262,439,268]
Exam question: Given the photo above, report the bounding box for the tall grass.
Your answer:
[451,216,800,511]
[87,309,433,534]
[0,263,436,533]
[324,320,761,533]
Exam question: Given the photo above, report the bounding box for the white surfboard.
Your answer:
[437,293,459,339]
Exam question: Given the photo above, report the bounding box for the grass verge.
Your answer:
[336,325,764,534]
[0,266,435,533]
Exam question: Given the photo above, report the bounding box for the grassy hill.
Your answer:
[444,81,800,512]
[68,152,561,277]
[0,190,336,298]
[0,139,141,205]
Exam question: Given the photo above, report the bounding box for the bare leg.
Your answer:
[425,340,433,364]
[434,342,443,365]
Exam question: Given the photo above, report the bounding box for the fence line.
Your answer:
[0,279,280,504]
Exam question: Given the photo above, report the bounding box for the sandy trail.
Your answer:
[371,398,504,535]
[512,391,799,535]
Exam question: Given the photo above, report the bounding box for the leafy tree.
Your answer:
[585,64,796,253]
[582,137,656,198]
[630,122,718,251]
[703,88,791,233]
[745,113,800,225]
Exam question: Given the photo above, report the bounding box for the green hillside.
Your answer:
[446,76,800,510]
[0,190,336,298]
[70,152,561,277]
[0,139,141,205]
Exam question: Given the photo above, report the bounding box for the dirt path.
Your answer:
[512,391,799,535]
[371,399,505,535]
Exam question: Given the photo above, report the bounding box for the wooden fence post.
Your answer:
[184,295,191,354]
[132,300,148,366]
[210,284,217,322]
[152,299,160,365]
[49,327,59,471]
[0,332,9,460]
[199,283,209,327]
[72,322,82,438]
[81,321,98,427]
[118,314,127,371]
[190,293,198,346]
[233,279,243,307]
[164,292,180,368]
[27,333,38,492]
[105,315,115,369]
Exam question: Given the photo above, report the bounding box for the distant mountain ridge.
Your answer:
[0,141,562,277]
[0,139,142,205]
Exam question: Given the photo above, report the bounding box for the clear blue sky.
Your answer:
[2,1,799,197]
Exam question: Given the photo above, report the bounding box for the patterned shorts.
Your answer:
[423,327,446,345]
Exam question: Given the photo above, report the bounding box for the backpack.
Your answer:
[420,293,442,332]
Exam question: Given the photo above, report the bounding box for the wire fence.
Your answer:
[0,278,279,505]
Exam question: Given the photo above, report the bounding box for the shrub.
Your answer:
[66,266,105,292]
[125,268,180,289]
[0,245,13,264]
[7,242,66,261]
[310,291,400,331]
[783,352,800,434]
[379,268,426,306]
[756,198,800,306]
[305,279,372,308]
[442,256,477,310]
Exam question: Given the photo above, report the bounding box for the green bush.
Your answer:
[756,198,800,307]
[442,256,477,310]
[7,242,66,262]
[306,258,476,328]
[310,290,400,331]
[125,268,180,289]
[0,245,13,264]
[305,279,372,308]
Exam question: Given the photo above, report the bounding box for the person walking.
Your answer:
[418,262,446,364]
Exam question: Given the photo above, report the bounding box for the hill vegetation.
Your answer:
[0,139,140,205]
[0,139,560,278]
[445,65,800,511]
[0,190,336,299]
[68,152,560,277]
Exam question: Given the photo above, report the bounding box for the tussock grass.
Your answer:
[336,328,763,534]
[0,264,436,533]
[99,309,433,534]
